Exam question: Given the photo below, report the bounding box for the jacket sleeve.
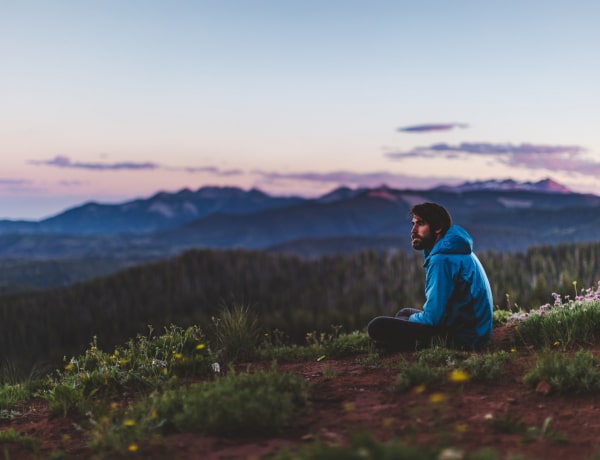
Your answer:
[409,257,455,326]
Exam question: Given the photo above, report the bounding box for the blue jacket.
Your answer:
[409,225,493,349]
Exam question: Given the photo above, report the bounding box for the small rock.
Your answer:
[535,380,552,396]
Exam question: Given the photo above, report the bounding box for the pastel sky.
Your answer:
[2,0,599,219]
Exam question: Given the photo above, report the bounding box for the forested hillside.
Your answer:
[1,242,599,371]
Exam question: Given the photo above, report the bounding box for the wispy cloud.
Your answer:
[29,155,243,176]
[385,142,599,175]
[254,169,457,190]
[30,155,159,171]
[0,178,31,186]
[397,123,468,133]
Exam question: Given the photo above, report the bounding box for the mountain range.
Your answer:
[0,177,599,292]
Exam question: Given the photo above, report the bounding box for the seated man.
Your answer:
[368,202,493,351]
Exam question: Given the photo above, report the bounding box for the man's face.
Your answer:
[410,214,441,251]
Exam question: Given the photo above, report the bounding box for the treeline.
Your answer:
[1,242,599,369]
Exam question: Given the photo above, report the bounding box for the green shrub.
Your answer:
[394,361,446,392]
[523,350,600,394]
[463,351,512,381]
[324,331,371,358]
[169,367,309,435]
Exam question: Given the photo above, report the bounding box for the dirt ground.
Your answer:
[3,326,600,460]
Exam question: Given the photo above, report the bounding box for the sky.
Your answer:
[2,0,599,219]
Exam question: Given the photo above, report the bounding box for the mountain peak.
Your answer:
[435,178,572,194]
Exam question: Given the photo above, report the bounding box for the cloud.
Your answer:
[397,123,469,133]
[0,178,31,186]
[385,142,600,175]
[29,156,243,176]
[254,169,458,190]
[30,155,159,171]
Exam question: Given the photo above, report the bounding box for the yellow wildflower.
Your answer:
[128,443,139,452]
[195,343,206,350]
[123,418,136,427]
[429,392,446,404]
[342,401,355,412]
[553,341,560,347]
[455,423,468,433]
[412,384,426,394]
[449,369,470,383]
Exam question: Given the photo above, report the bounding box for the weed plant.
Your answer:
[212,303,261,362]
[523,349,600,394]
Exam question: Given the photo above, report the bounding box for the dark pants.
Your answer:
[367,308,443,352]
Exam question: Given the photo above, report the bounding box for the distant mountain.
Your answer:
[0,186,305,235]
[434,177,571,194]
[0,177,599,283]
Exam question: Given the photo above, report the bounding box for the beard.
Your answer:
[411,233,435,251]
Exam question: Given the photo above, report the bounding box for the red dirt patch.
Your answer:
[2,327,599,459]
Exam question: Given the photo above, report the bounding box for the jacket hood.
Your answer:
[425,225,473,258]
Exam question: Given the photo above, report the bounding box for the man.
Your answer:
[367,202,493,351]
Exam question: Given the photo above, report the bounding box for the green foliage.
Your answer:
[523,350,600,394]
[45,382,85,417]
[0,427,42,452]
[169,367,309,435]
[324,331,371,358]
[57,325,213,399]
[394,361,446,392]
[492,309,512,326]
[212,303,261,362]
[259,344,323,362]
[271,431,440,460]
[89,367,310,451]
[463,351,512,381]
[0,383,30,410]
[394,348,513,392]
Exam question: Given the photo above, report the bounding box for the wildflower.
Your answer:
[429,392,446,404]
[449,369,470,383]
[174,353,183,360]
[128,443,139,452]
[195,343,206,350]
[382,417,394,428]
[123,418,136,427]
[65,362,74,371]
[553,341,560,347]
[455,423,468,433]
[412,384,426,394]
[342,401,355,412]
[510,348,517,353]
